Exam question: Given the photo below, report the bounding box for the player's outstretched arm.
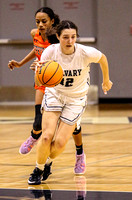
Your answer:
[8,29,37,71]
[8,49,36,71]
[98,53,113,94]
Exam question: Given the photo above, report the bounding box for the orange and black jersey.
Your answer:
[33,29,51,61]
[33,29,59,93]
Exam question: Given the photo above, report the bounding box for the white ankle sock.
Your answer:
[46,157,53,165]
[36,162,45,170]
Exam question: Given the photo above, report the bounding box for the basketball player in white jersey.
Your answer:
[28,20,113,185]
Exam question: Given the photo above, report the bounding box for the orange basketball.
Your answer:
[36,60,63,87]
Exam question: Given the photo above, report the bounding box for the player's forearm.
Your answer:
[19,49,36,66]
[99,54,110,83]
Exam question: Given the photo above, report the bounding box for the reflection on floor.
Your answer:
[1,187,132,200]
[1,176,132,200]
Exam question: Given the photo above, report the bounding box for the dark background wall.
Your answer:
[97,0,132,98]
[0,0,131,102]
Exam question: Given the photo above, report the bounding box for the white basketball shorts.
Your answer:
[41,88,87,125]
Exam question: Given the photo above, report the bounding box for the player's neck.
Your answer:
[61,46,75,55]
[41,33,47,42]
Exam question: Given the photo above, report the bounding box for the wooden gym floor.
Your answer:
[0,103,132,199]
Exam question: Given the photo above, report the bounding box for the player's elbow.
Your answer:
[98,53,108,65]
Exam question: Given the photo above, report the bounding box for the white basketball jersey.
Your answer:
[41,43,102,98]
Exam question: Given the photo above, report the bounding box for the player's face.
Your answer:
[35,12,54,35]
[57,29,77,55]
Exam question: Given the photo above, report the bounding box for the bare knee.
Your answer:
[41,130,53,145]
[55,138,66,151]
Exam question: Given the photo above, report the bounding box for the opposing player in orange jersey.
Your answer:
[8,7,86,179]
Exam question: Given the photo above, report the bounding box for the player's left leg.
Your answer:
[42,122,84,181]
[43,122,85,179]
[72,120,86,174]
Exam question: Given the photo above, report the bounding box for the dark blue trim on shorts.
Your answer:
[44,93,63,110]
[60,113,80,124]
[60,106,85,124]
[45,103,63,110]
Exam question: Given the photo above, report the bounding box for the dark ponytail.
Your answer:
[45,27,59,44]
[53,14,60,27]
